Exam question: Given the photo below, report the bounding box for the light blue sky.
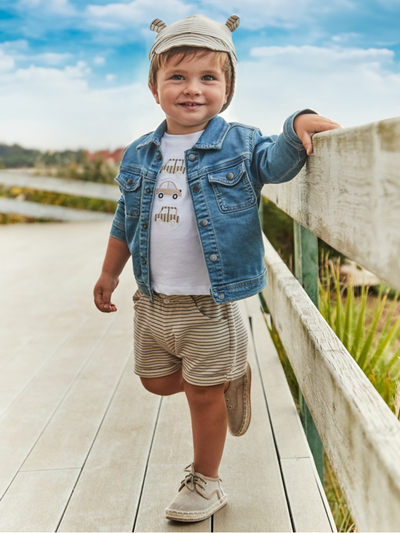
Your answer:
[1,0,400,150]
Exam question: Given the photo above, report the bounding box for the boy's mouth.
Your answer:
[179,102,203,108]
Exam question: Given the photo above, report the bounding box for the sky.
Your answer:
[1,0,400,151]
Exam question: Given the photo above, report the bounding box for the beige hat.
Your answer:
[149,14,240,113]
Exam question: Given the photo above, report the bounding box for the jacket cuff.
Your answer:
[283,109,318,150]
[110,220,126,243]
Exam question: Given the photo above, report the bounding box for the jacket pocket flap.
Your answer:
[207,162,245,187]
[115,170,141,192]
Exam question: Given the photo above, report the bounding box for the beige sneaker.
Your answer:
[224,362,252,436]
[165,463,227,522]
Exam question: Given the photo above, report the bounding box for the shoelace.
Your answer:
[180,463,207,492]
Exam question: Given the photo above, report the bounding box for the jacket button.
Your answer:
[193,185,200,193]
[188,154,196,162]
[157,154,162,161]
[127,178,134,185]
[146,188,151,194]
[142,259,147,265]
[210,254,218,262]
[200,219,208,227]
[226,172,234,180]
[143,224,148,229]
[218,292,225,300]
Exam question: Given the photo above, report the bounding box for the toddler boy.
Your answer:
[94,14,340,522]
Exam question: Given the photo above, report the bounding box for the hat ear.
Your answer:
[150,19,167,33]
[225,15,240,32]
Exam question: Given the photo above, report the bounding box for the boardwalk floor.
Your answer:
[0,221,335,532]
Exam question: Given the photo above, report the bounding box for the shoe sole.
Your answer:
[230,363,252,437]
[165,495,228,522]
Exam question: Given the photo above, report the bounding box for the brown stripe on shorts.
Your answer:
[132,290,248,387]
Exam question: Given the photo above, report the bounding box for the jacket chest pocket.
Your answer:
[115,170,142,218]
[207,162,256,213]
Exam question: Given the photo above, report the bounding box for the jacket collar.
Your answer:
[136,115,230,151]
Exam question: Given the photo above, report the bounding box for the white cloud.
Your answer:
[0,61,164,150]
[94,56,106,66]
[0,50,15,72]
[85,0,194,30]
[2,42,400,152]
[1,41,71,66]
[196,0,352,30]
[36,52,73,65]
[106,73,115,81]
[226,45,400,133]
[18,0,76,15]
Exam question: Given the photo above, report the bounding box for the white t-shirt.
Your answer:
[149,131,211,295]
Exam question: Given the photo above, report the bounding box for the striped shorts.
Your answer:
[132,289,248,387]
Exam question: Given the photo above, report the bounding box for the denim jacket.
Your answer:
[110,110,311,303]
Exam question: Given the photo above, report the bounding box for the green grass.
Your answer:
[319,256,400,415]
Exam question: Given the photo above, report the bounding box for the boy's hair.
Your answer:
[148,46,233,92]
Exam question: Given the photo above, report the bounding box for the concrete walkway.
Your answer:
[0,221,335,532]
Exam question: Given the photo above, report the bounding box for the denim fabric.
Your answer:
[110,110,312,303]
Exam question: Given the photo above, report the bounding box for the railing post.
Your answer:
[293,221,324,483]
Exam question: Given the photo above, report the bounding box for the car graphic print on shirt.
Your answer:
[156,180,182,200]
[154,206,180,226]
[161,159,186,176]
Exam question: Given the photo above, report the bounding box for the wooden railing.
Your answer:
[0,171,118,221]
[261,116,400,532]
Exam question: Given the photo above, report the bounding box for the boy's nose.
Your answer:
[183,80,201,95]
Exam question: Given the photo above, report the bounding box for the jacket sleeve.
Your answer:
[250,109,317,188]
[110,193,127,243]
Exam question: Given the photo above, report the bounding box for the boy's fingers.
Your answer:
[102,289,112,310]
[94,287,116,313]
[300,116,342,155]
[301,131,313,155]
[314,118,342,133]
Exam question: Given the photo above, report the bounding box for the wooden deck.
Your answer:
[0,221,335,532]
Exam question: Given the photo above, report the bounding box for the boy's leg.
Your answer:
[184,380,229,478]
[140,368,184,396]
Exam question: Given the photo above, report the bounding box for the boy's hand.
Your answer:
[294,113,341,155]
[94,273,119,313]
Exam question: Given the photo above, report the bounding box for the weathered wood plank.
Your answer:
[246,296,335,532]
[0,314,81,415]
[20,310,133,471]
[214,301,293,533]
[135,393,211,533]
[262,233,400,532]
[0,197,113,221]
[0,314,119,499]
[58,356,160,532]
[262,116,400,293]
[281,457,332,533]
[0,171,120,201]
[0,221,127,361]
[0,469,80,533]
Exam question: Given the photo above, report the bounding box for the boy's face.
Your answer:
[149,51,230,135]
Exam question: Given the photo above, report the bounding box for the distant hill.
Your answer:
[0,144,42,168]
[0,144,124,169]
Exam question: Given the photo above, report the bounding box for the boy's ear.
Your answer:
[148,82,160,104]
[225,82,231,103]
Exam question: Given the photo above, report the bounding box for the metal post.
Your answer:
[293,220,324,483]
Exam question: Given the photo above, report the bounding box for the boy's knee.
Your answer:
[141,376,173,396]
[184,382,225,407]
[140,377,161,395]
[140,370,183,396]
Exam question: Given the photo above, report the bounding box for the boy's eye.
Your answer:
[171,74,184,80]
[202,75,215,81]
